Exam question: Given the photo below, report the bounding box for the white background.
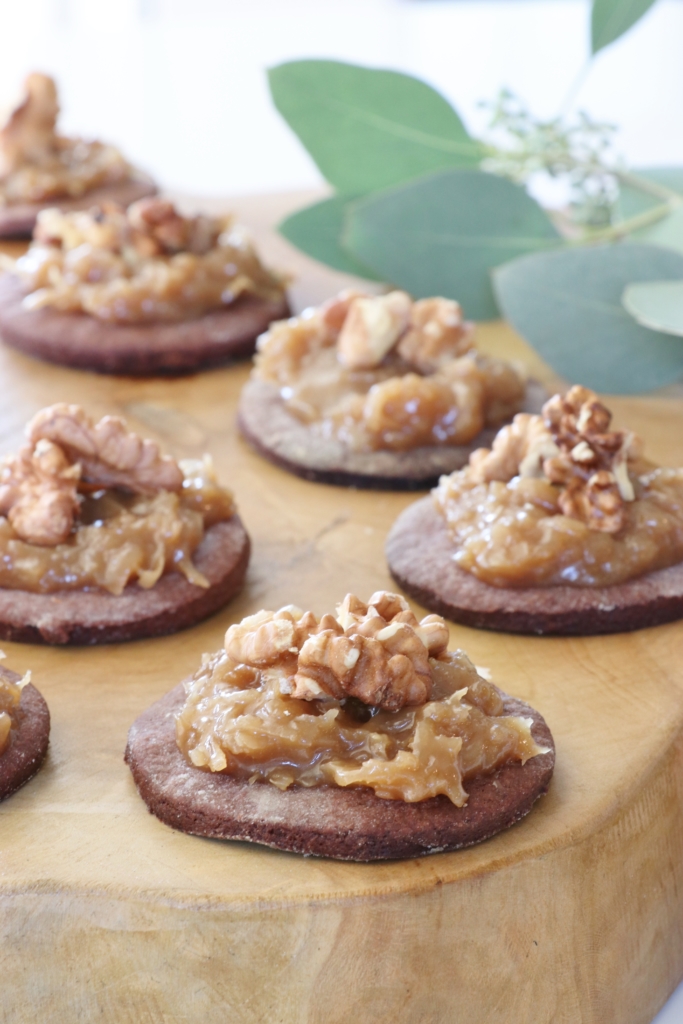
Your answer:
[1,2,682,1020]
[0,0,682,197]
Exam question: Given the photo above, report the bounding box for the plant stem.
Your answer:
[573,196,681,245]
[616,169,683,203]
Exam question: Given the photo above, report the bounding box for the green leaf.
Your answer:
[343,169,560,321]
[591,0,659,54]
[616,169,683,255]
[623,280,683,336]
[617,168,683,220]
[268,60,483,195]
[631,206,683,255]
[493,244,683,394]
[279,196,380,279]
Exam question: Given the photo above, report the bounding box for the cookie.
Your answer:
[0,275,290,375]
[386,496,683,635]
[238,378,546,491]
[0,176,157,239]
[0,516,250,646]
[125,682,554,862]
[0,668,50,801]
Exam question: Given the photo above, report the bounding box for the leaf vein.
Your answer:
[322,97,481,158]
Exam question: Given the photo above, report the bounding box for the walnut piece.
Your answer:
[0,438,80,546]
[337,291,412,369]
[0,404,184,546]
[126,198,223,257]
[255,316,332,385]
[540,386,641,533]
[294,625,433,710]
[34,199,225,259]
[255,288,482,383]
[0,73,59,177]
[319,289,368,333]
[468,385,641,534]
[224,606,328,666]
[397,298,475,373]
[223,592,450,712]
[469,412,558,483]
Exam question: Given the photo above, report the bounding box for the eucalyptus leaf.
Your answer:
[493,244,683,393]
[616,169,683,254]
[268,60,483,195]
[279,196,380,279]
[629,206,683,255]
[618,168,683,220]
[622,280,683,337]
[343,169,560,321]
[591,0,659,54]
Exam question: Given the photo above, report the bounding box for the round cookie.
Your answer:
[386,496,683,635]
[0,517,250,646]
[0,275,290,375]
[238,378,546,491]
[0,175,157,239]
[125,681,554,862]
[0,668,50,801]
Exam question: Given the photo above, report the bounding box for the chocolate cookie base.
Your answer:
[0,669,50,801]
[125,682,554,862]
[238,378,546,490]
[0,176,157,239]
[0,516,250,646]
[387,496,683,635]
[0,275,290,376]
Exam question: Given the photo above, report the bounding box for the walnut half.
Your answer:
[0,73,59,177]
[0,403,184,546]
[27,404,183,495]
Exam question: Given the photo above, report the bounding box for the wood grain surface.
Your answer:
[1,193,683,1024]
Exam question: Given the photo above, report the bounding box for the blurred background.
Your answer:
[0,0,681,198]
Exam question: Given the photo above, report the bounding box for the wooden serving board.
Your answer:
[1,194,683,1024]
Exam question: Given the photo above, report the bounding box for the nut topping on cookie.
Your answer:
[0,404,183,546]
[0,73,133,207]
[223,591,449,711]
[11,199,286,324]
[175,592,549,806]
[430,385,683,590]
[468,386,640,534]
[253,288,526,455]
[0,403,238,597]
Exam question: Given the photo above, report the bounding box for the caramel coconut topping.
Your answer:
[0,73,132,206]
[253,290,526,453]
[175,592,548,805]
[9,197,286,323]
[0,652,31,755]
[0,403,235,594]
[435,385,683,587]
